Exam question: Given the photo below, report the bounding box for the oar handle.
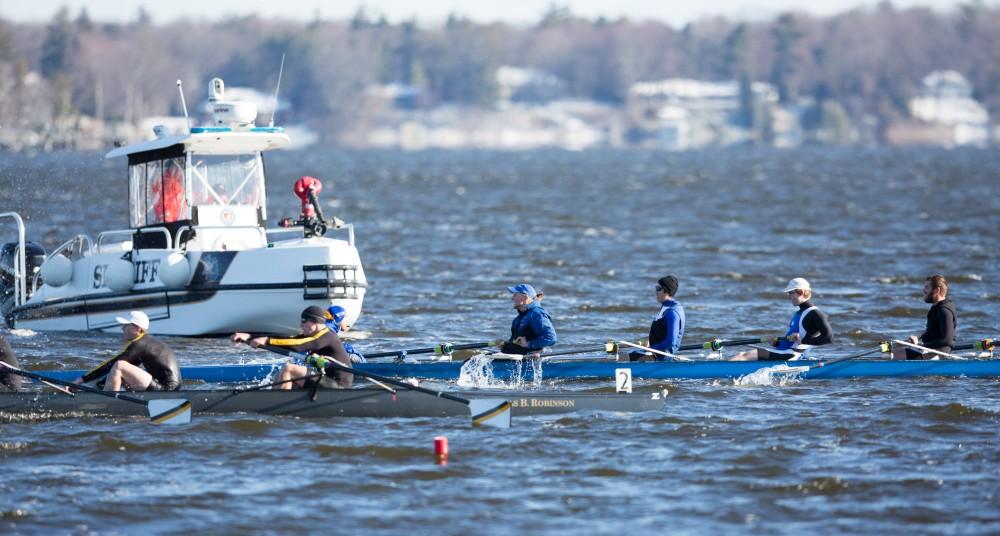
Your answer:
[526,344,611,359]
[953,338,995,352]
[260,345,473,406]
[678,338,767,351]
[363,341,497,359]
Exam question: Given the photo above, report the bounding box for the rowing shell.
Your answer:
[0,388,665,420]
[50,357,1000,384]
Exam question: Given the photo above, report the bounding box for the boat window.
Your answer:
[189,154,264,208]
[128,157,188,227]
[129,164,146,228]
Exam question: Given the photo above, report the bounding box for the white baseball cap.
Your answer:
[783,278,811,293]
[116,311,150,330]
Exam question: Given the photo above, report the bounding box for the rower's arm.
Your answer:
[527,312,558,350]
[801,309,833,346]
[649,309,682,353]
[921,306,955,349]
[80,338,144,383]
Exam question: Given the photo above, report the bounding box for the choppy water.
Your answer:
[1,147,999,534]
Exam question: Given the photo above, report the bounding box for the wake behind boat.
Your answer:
[0,387,665,420]
[1,78,366,335]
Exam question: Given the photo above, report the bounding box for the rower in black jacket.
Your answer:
[893,274,957,359]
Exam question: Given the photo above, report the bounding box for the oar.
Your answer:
[679,337,768,351]
[892,339,966,360]
[258,345,512,428]
[524,343,617,360]
[365,341,502,360]
[773,343,891,376]
[616,340,686,361]
[0,362,191,425]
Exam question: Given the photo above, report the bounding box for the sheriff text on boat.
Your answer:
[0,78,366,335]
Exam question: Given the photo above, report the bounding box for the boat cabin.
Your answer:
[106,78,289,251]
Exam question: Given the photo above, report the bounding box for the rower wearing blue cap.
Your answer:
[326,305,366,363]
[501,283,558,355]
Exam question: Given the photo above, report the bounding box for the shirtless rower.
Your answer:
[74,311,182,391]
[732,278,833,361]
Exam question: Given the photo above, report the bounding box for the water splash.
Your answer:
[456,354,541,389]
[733,364,808,387]
[7,329,37,337]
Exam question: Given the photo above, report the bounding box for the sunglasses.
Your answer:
[655,286,665,292]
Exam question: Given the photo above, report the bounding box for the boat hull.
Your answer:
[0,388,665,419]
[46,357,1000,383]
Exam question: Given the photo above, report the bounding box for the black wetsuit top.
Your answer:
[267,328,353,388]
[921,299,957,352]
[791,300,834,346]
[0,334,21,392]
[81,333,182,390]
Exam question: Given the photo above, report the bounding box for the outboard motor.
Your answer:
[278,176,342,238]
[0,241,45,320]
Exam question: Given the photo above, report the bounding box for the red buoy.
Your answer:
[434,436,449,465]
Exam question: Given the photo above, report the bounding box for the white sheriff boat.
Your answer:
[0,78,366,335]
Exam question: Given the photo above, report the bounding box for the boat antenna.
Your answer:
[177,79,191,133]
[269,54,286,127]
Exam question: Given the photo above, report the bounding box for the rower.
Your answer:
[74,311,182,391]
[892,274,956,360]
[0,333,21,392]
[627,275,685,362]
[326,305,366,363]
[232,305,353,389]
[500,283,557,355]
[732,278,833,361]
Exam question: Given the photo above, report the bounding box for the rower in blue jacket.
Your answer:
[326,305,366,362]
[501,283,557,355]
[630,275,685,361]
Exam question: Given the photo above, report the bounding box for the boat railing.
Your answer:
[97,227,172,253]
[50,235,94,261]
[174,224,267,250]
[0,212,27,308]
[265,223,355,247]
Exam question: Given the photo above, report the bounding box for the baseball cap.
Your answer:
[507,283,537,299]
[783,278,811,293]
[301,305,330,323]
[116,311,150,331]
[327,305,347,324]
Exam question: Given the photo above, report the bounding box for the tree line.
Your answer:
[0,3,997,147]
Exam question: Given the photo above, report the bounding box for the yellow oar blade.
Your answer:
[148,399,192,425]
[469,399,512,429]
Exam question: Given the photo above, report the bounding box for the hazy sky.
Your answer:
[0,0,979,26]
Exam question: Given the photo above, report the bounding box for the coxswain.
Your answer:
[326,305,366,362]
[892,274,956,360]
[500,283,557,355]
[232,305,353,389]
[0,333,21,392]
[628,275,685,361]
[731,278,833,361]
[74,311,182,391]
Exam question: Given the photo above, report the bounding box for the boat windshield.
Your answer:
[189,153,265,208]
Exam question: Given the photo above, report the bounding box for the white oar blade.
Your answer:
[148,399,192,425]
[469,399,512,429]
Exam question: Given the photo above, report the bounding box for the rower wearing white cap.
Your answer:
[74,311,182,391]
[732,277,833,361]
